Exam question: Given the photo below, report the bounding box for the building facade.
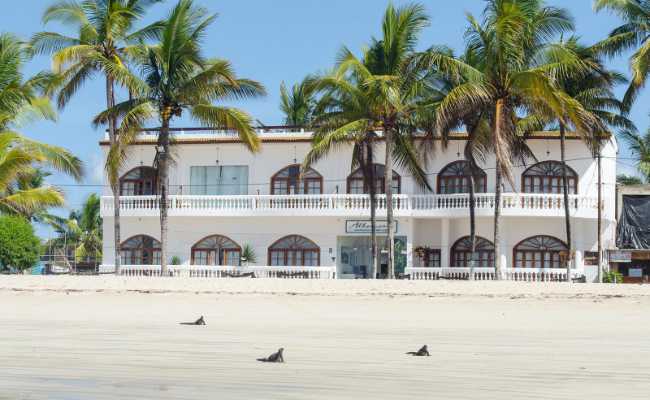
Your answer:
[99,128,617,281]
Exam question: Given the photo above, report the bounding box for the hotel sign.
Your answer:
[345,220,397,234]
[608,250,632,263]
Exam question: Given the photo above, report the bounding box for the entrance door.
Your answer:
[337,236,407,279]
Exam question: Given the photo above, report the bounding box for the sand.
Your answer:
[1,276,650,400]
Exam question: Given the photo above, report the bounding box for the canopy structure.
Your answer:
[617,195,650,249]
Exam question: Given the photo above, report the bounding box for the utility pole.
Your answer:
[597,146,603,283]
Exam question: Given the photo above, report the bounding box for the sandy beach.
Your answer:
[2,277,650,399]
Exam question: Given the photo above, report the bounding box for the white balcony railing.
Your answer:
[101,193,599,219]
[405,267,580,282]
[99,265,336,279]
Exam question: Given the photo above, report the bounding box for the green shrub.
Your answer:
[603,270,624,284]
[0,216,40,271]
[171,256,181,265]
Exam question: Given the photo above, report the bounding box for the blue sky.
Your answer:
[0,0,645,237]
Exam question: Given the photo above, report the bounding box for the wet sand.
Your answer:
[1,277,649,399]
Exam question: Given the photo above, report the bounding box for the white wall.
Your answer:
[101,133,617,268]
[102,215,413,266]
[103,135,616,205]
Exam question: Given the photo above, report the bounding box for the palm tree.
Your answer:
[304,3,433,279]
[279,79,315,126]
[46,193,102,267]
[536,37,634,278]
[0,33,83,217]
[95,0,265,275]
[617,174,644,185]
[621,128,650,181]
[32,0,163,274]
[425,0,600,279]
[304,122,382,279]
[594,0,650,108]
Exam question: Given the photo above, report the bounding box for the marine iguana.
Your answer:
[257,348,284,363]
[179,316,206,326]
[406,345,430,356]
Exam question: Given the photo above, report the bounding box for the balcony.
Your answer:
[101,193,599,219]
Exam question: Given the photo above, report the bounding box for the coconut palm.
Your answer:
[618,173,644,185]
[304,4,433,279]
[0,33,83,217]
[594,0,650,108]
[535,36,634,278]
[32,0,164,274]
[425,0,601,279]
[304,120,383,279]
[94,0,265,275]
[46,193,102,265]
[621,128,650,181]
[279,79,315,126]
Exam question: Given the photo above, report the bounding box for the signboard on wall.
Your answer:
[629,268,643,278]
[608,250,632,263]
[345,220,397,234]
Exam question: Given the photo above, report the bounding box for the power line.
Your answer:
[47,155,624,189]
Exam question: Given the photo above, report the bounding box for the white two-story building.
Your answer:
[99,127,617,281]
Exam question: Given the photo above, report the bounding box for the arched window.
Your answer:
[271,165,323,194]
[191,235,242,266]
[120,167,157,196]
[514,235,568,269]
[347,164,401,194]
[268,235,320,266]
[438,161,487,194]
[450,236,495,268]
[522,161,577,194]
[120,235,161,265]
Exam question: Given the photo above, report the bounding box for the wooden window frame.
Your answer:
[512,235,568,269]
[346,164,401,194]
[423,249,441,268]
[120,167,158,196]
[270,164,323,195]
[267,235,321,266]
[190,234,242,266]
[450,236,495,268]
[521,161,578,194]
[437,161,487,194]
[120,235,161,265]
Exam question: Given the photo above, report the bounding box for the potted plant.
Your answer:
[241,244,257,267]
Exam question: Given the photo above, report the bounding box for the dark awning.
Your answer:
[617,195,650,249]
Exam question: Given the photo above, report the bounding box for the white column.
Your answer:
[441,219,450,268]
[498,235,508,279]
[406,219,414,270]
[573,250,583,275]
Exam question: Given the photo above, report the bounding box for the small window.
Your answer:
[424,249,441,268]
[522,161,577,194]
[438,161,487,194]
[120,167,157,196]
[346,164,400,194]
[191,235,242,266]
[120,235,161,265]
[190,166,249,195]
[450,236,495,268]
[271,165,323,195]
[513,235,568,269]
[268,235,320,266]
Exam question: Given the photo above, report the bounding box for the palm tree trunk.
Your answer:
[494,159,503,280]
[384,128,395,279]
[468,166,477,280]
[106,76,121,275]
[158,113,171,276]
[366,142,378,279]
[597,145,602,283]
[560,122,572,282]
